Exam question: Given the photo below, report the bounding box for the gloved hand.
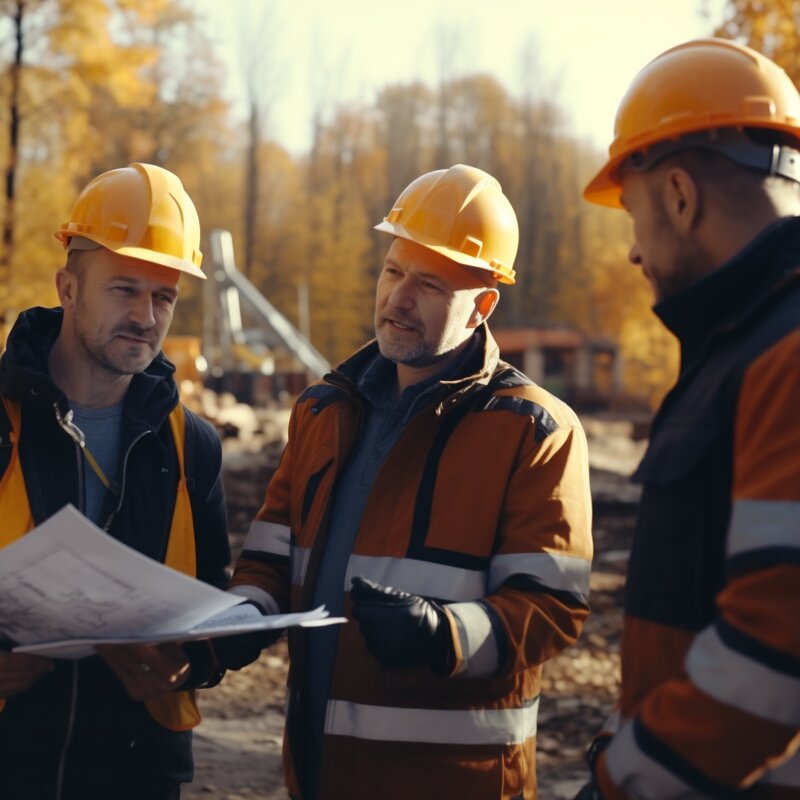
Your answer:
[211,601,283,671]
[350,576,455,674]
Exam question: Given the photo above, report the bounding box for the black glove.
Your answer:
[350,576,455,674]
[211,601,283,671]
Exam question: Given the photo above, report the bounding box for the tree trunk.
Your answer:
[1,0,25,328]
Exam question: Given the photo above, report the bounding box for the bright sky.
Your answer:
[194,0,728,156]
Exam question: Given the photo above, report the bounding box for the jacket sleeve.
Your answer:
[182,409,233,686]
[596,331,800,799]
[227,403,295,616]
[186,409,231,591]
[445,392,593,679]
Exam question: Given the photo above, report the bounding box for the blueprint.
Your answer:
[1,505,340,659]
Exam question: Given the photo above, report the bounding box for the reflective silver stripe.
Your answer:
[345,554,485,601]
[727,499,800,557]
[761,749,800,787]
[489,552,591,602]
[447,601,498,678]
[605,720,700,798]
[242,520,291,557]
[686,626,800,727]
[324,698,539,745]
[227,585,280,615]
[291,545,311,586]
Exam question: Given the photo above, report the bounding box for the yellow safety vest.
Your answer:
[0,397,202,731]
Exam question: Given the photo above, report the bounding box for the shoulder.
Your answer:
[476,363,583,441]
[296,378,351,415]
[180,405,222,457]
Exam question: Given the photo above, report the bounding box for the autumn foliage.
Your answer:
[0,0,775,406]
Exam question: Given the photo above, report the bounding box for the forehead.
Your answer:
[384,238,482,289]
[85,249,180,288]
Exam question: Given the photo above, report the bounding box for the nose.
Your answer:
[388,275,415,311]
[128,292,156,329]
[628,241,642,266]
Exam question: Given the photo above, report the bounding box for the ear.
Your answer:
[55,267,78,309]
[663,167,699,234]
[468,288,500,328]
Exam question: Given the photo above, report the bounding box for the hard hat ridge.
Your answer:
[584,38,800,207]
[55,162,205,279]
[375,164,519,284]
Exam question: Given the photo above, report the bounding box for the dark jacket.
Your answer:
[595,217,800,798]
[0,307,231,799]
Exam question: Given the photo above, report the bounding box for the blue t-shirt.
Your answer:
[70,403,123,525]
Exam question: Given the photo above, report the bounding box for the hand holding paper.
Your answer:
[0,505,345,660]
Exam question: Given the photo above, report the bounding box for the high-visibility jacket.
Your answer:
[0,397,200,731]
[231,326,593,800]
[595,217,800,799]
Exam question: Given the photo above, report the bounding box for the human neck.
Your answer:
[48,335,132,409]
[395,339,469,392]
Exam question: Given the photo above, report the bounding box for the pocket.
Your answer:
[300,460,332,526]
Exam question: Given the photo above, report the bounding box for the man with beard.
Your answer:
[0,163,231,799]
[225,164,593,799]
[575,39,800,799]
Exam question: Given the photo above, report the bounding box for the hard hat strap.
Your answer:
[623,127,800,184]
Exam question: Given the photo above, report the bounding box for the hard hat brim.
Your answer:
[374,220,516,284]
[583,160,624,208]
[54,231,206,280]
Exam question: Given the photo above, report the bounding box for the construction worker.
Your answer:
[0,163,232,800]
[224,164,593,799]
[576,38,800,799]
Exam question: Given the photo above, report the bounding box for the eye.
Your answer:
[155,293,175,305]
[421,280,443,292]
[112,285,135,295]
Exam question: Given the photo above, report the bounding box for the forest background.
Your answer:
[0,0,793,406]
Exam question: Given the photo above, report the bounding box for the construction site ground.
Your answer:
[182,402,644,800]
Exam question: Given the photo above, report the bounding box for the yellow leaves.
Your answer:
[715,0,800,84]
[49,0,158,108]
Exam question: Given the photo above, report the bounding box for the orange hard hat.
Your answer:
[584,38,800,207]
[55,162,204,278]
[375,164,519,284]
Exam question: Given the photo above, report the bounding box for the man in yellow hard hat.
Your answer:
[576,39,800,800]
[223,164,593,799]
[0,163,232,799]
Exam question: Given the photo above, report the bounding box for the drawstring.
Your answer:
[53,403,119,494]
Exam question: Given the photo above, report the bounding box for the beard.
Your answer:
[72,308,159,376]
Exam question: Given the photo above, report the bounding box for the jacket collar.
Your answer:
[0,306,179,431]
[654,216,800,368]
[330,323,501,415]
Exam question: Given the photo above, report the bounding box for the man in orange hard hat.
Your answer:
[0,163,233,799]
[576,39,800,799]
[222,164,593,799]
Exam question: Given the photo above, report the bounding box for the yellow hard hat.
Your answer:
[55,162,204,279]
[375,164,519,285]
[584,38,800,207]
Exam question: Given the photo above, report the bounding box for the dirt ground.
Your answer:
[184,414,643,800]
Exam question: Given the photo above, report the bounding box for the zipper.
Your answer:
[50,404,151,798]
[102,429,151,531]
[52,403,85,800]
[54,663,79,800]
